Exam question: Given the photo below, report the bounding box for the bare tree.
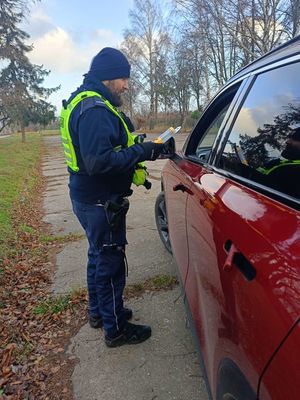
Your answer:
[174,0,295,101]
[123,0,170,127]
[281,0,300,38]
[120,39,142,118]
[169,43,192,126]
[121,0,299,122]
[181,31,205,110]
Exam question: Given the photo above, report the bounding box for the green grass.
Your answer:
[125,274,178,298]
[39,232,84,244]
[0,133,42,260]
[41,129,59,136]
[32,288,85,316]
[33,293,72,315]
[150,274,178,289]
[20,223,36,234]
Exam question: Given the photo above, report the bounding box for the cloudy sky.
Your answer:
[23,0,133,113]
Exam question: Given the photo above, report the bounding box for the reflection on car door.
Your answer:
[183,65,300,398]
[163,156,193,282]
[185,167,300,398]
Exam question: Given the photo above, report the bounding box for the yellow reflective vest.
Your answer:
[59,90,147,186]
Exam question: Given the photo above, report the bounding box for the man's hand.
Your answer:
[161,137,175,157]
[139,142,165,161]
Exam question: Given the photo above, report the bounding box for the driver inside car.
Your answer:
[257,127,300,198]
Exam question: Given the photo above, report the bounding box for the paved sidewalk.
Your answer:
[42,135,209,400]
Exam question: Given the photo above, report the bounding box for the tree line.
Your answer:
[121,0,300,127]
[0,0,299,136]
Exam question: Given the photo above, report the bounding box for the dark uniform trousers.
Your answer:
[71,199,127,338]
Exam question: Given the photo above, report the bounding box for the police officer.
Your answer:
[60,47,166,347]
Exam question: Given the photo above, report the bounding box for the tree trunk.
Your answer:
[21,125,26,143]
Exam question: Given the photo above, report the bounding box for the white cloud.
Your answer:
[23,4,125,112]
[29,27,89,73]
[29,27,122,73]
[25,7,55,38]
[26,8,122,74]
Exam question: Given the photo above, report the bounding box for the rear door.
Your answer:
[184,60,300,398]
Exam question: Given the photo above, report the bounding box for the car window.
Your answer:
[219,61,300,200]
[195,104,230,162]
[186,84,241,161]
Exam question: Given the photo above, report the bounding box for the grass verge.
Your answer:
[31,274,178,318]
[0,132,86,399]
[125,274,178,298]
[0,133,42,260]
[32,288,86,316]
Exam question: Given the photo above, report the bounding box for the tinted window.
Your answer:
[195,105,230,162]
[220,61,300,199]
[186,84,240,161]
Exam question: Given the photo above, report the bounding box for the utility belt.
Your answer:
[94,197,129,274]
[96,197,129,231]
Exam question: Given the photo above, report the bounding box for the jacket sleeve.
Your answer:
[77,106,147,176]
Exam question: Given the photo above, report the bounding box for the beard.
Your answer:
[105,82,123,107]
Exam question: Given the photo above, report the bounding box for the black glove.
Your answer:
[139,141,165,161]
[162,137,175,157]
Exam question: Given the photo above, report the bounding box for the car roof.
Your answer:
[227,34,300,84]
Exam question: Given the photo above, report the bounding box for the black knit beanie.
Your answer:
[88,47,131,81]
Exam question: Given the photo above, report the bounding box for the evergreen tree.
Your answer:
[0,0,59,141]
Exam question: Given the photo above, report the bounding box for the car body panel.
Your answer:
[163,153,194,280]
[259,320,300,399]
[158,35,300,399]
[162,155,300,398]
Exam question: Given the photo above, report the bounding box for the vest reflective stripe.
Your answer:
[59,90,146,186]
[97,95,148,186]
[59,91,104,172]
[97,93,135,147]
[258,159,300,175]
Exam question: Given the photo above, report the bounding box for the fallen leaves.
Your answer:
[0,159,87,399]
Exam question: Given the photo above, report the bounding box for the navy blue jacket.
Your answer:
[66,74,147,203]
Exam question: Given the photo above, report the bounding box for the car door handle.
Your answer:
[173,183,193,194]
[223,240,256,281]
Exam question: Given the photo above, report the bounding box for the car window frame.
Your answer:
[212,61,300,211]
[182,55,300,211]
[183,78,250,165]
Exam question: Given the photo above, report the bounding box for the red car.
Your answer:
[155,36,300,400]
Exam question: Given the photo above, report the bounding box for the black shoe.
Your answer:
[89,307,133,329]
[89,315,103,329]
[105,322,152,347]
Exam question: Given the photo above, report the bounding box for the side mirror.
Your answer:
[158,137,176,159]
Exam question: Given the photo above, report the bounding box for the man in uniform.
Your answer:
[60,47,166,347]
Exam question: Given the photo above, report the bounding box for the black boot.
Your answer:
[105,322,152,347]
[89,307,133,329]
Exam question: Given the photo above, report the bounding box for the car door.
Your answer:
[162,152,193,283]
[184,61,300,399]
[162,81,245,298]
[259,319,300,399]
